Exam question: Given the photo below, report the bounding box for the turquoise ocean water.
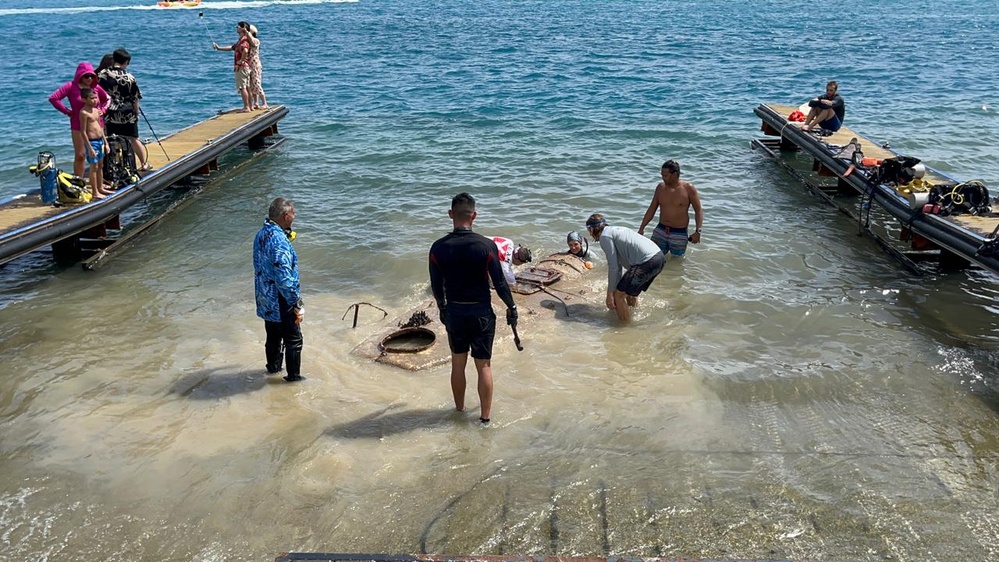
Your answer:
[2,1,999,560]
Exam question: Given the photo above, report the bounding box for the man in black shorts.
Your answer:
[98,48,149,171]
[429,193,518,424]
[586,213,665,322]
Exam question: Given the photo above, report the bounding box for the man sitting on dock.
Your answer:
[802,80,845,133]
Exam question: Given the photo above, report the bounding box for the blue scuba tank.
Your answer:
[37,152,58,204]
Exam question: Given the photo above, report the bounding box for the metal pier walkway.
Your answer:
[752,103,999,274]
[0,105,289,266]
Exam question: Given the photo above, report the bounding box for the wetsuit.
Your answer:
[429,228,516,360]
[817,93,845,131]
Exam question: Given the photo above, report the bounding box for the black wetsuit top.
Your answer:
[821,93,845,122]
[429,228,516,310]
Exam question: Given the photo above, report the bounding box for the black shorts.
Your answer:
[444,304,496,360]
[106,122,139,138]
[616,251,665,296]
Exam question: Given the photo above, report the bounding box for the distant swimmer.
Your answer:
[429,193,518,424]
[213,21,254,113]
[638,159,703,257]
[802,80,845,133]
[587,213,665,322]
[253,198,305,383]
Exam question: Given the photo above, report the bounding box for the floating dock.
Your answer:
[0,105,289,267]
[751,103,999,274]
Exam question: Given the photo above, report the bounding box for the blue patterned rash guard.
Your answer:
[253,219,301,322]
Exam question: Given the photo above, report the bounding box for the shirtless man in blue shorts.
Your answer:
[638,159,703,257]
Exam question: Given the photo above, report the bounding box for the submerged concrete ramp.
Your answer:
[276,554,792,562]
[351,253,600,371]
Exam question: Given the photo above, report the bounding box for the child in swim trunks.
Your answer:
[79,88,112,200]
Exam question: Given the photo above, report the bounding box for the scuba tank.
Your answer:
[29,152,59,204]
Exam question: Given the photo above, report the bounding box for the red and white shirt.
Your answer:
[490,236,517,287]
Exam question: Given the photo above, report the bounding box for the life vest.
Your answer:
[787,110,806,122]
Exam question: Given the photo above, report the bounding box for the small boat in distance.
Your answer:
[157,0,202,7]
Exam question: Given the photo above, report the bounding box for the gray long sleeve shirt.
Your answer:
[598,226,662,290]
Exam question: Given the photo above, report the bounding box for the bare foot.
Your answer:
[92,193,107,200]
[239,108,252,113]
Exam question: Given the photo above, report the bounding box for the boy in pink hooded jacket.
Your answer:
[49,62,110,178]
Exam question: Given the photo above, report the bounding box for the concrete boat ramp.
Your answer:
[352,253,600,371]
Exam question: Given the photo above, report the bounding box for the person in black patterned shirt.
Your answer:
[98,49,149,171]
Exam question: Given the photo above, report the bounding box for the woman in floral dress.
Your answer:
[247,24,268,110]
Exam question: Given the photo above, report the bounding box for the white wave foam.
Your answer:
[0,0,356,17]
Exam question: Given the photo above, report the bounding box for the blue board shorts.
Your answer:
[86,139,104,164]
[651,224,689,257]
[819,114,842,132]
[617,252,665,297]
